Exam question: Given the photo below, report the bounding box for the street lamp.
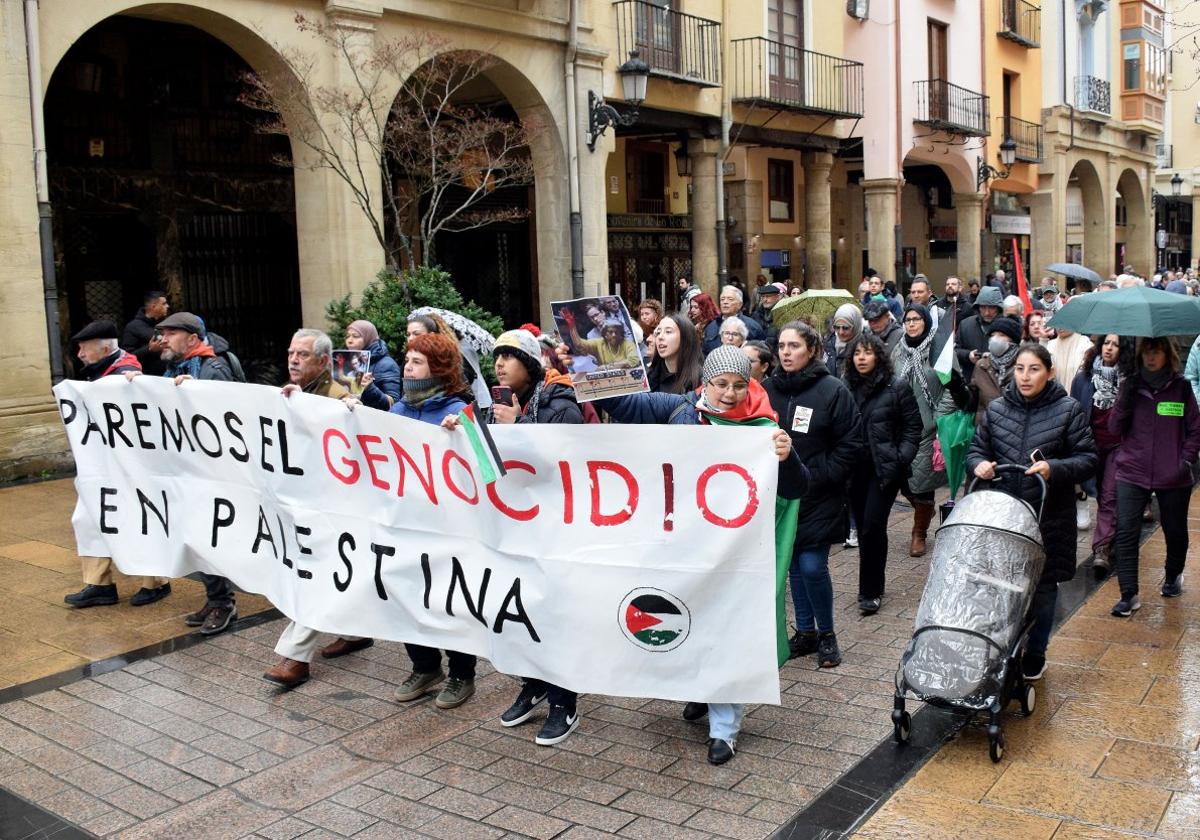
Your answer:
[1171,172,1184,197]
[586,51,650,152]
[976,137,1019,190]
[674,143,692,177]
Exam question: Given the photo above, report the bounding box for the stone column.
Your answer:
[861,178,900,283]
[689,138,719,296]
[954,192,985,283]
[803,151,833,289]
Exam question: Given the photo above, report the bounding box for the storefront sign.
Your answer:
[991,214,1032,235]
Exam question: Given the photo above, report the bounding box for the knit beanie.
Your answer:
[986,316,1023,344]
[494,329,544,371]
[701,344,752,384]
[347,320,379,347]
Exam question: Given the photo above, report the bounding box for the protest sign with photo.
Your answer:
[332,350,372,395]
[55,377,780,704]
[551,296,649,402]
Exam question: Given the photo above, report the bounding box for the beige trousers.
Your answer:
[80,556,170,590]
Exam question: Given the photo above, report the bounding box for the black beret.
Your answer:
[71,321,119,342]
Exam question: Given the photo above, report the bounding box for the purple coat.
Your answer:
[1110,372,1200,490]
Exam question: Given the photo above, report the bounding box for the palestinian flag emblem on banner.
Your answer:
[619,589,691,652]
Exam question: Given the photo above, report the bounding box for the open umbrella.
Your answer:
[771,288,859,329]
[1045,262,1103,286]
[1046,286,1200,337]
[408,307,496,353]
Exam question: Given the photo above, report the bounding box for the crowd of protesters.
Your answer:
[61,264,1199,767]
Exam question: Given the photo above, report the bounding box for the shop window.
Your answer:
[768,159,794,222]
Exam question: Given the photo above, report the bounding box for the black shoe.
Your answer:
[682,702,709,722]
[707,738,735,765]
[184,604,214,627]
[535,706,579,746]
[788,630,819,659]
[1162,574,1184,598]
[64,584,118,608]
[500,683,547,727]
[200,605,237,636]
[130,583,172,607]
[1021,652,1047,682]
[817,632,842,668]
[858,596,881,615]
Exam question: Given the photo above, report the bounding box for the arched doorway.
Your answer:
[1116,168,1151,275]
[45,14,301,383]
[1066,159,1106,273]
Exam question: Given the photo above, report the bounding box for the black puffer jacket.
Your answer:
[765,361,863,545]
[966,380,1097,583]
[850,371,923,487]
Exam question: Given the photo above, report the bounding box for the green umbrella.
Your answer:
[772,288,859,329]
[936,410,975,501]
[1046,286,1200,337]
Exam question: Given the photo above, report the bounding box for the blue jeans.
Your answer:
[789,544,834,635]
[708,703,743,742]
[1026,581,1058,657]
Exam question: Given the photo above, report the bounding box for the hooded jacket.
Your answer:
[1110,371,1200,490]
[120,308,166,376]
[849,370,923,487]
[511,369,584,425]
[359,339,403,411]
[390,392,466,424]
[967,380,1097,583]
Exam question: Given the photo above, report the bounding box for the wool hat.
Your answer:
[863,300,890,321]
[701,344,752,384]
[974,286,1004,309]
[762,282,788,297]
[158,311,206,337]
[987,315,1022,344]
[71,320,119,342]
[494,329,543,370]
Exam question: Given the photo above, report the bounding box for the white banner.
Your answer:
[54,378,781,704]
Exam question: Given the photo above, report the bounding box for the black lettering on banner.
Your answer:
[211,499,235,547]
[369,543,393,600]
[59,398,76,425]
[103,403,134,447]
[131,403,156,450]
[334,533,355,592]
[493,578,540,642]
[191,414,222,458]
[421,553,432,609]
[277,420,304,476]
[275,515,294,570]
[258,417,275,472]
[99,487,119,534]
[81,410,105,446]
[224,413,250,462]
[446,557,490,627]
[160,408,195,452]
[137,489,169,536]
[252,508,278,558]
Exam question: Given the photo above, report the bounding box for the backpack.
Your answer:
[220,350,247,383]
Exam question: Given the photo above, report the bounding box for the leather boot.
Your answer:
[910,502,935,557]
[263,658,310,689]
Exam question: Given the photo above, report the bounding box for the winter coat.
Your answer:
[81,349,142,382]
[970,354,1013,425]
[1110,372,1200,490]
[935,297,970,331]
[702,314,765,354]
[1184,335,1200,404]
[120,309,166,376]
[871,319,903,357]
[497,370,584,426]
[966,380,1098,584]
[850,372,923,487]
[955,313,995,381]
[302,369,349,399]
[359,340,403,411]
[822,334,852,380]
[1069,368,1124,452]
[390,393,466,425]
[892,338,964,494]
[764,361,863,545]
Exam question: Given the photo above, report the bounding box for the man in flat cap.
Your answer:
[64,321,173,608]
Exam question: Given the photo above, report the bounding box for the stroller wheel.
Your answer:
[893,711,911,744]
[1020,684,1036,716]
[988,732,1005,763]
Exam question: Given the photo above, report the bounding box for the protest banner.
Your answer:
[551,296,650,402]
[54,377,781,704]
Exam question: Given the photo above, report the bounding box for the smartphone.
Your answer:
[1030,448,1045,464]
[491,385,513,405]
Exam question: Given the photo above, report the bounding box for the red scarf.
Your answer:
[695,378,779,426]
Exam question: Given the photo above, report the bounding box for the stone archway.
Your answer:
[1067,158,1108,273]
[900,149,982,287]
[1117,168,1152,275]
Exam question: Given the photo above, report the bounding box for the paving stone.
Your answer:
[547,799,638,833]
[180,753,252,786]
[427,762,504,794]
[358,793,442,829]
[416,812,505,840]
[364,768,442,800]
[257,817,313,840]
[295,799,378,835]
[78,808,139,836]
[483,780,568,813]
[138,736,206,766]
[484,804,572,839]
[120,788,286,840]
[684,808,777,840]
[611,790,700,825]
[102,783,178,819]
[421,785,506,820]
[59,760,135,796]
[234,744,383,811]
[618,815,716,840]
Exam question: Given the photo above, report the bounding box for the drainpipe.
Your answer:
[566,0,584,297]
[24,0,64,384]
[714,0,729,287]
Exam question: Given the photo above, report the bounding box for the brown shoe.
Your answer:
[263,658,309,689]
[910,502,935,557]
[320,637,374,659]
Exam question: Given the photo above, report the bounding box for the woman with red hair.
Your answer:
[688,293,720,343]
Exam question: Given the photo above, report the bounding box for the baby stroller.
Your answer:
[892,465,1047,762]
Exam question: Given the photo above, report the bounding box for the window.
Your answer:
[928,20,948,81]
[1123,42,1141,92]
[768,159,794,222]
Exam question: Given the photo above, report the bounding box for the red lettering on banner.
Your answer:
[442,450,479,505]
[356,435,390,491]
[696,464,759,529]
[391,440,438,504]
[588,460,639,526]
[662,463,675,532]
[558,461,574,524]
[486,461,539,521]
[322,429,360,485]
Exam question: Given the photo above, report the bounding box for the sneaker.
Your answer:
[130,583,172,607]
[788,630,819,659]
[1092,545,1112,579]
[682,702,709,722]
[535,706,579,746]
[434,677,475,710]
[1111,594,1142,617]
[817,632,842,668]
[200,605,237,636]
[63,584,118,608]
[1021,652,1047,682]
[858,596,881,615]
[184,604,215,627]
[500,683,547,727]
[394,669,444,702]
[844,528,859,549]
[1162,574,1184,598]
[707,737,735,765]
[1076,499,1091,531]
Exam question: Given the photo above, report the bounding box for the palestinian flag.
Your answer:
[457,402,506,485]
[623,592,689,649]
[933,323,956,385]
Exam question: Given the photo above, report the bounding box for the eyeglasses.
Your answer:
[902,316,925,324]
[720,331,743,339]
[833,324,854,332]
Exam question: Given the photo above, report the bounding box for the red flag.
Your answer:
[1012,238,1033,315]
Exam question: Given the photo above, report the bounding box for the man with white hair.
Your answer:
[703,285,764,353]
[64,321,174,609]
[994,268,1008,296]
[1002,295,1024,318]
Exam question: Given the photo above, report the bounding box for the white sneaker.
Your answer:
[844,528,859,548]
[1076,500,1091,531]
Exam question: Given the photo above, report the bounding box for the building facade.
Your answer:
[1152,0,1197,270]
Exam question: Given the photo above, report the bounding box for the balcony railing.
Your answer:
[729,38,863,118]
[914,79,990,136]
[1003,114,1043,162]
[999,0,1040,48]
[613,0,721,87]
[1156,143,1173,168]
[1075,75,1111,115]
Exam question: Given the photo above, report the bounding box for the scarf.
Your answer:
[1090,357,1121,410]
[401,376,444,408]
[897,329,935,408]
[162,342,216,379]
[991,341,1020,386]
[695,378,778,426]
[1141,366,1172,392]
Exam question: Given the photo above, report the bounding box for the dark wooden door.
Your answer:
[768,0,804,102]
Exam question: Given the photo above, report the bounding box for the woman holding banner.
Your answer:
[599,345,801,766]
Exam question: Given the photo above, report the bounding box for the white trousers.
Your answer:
[273,622,363,663]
